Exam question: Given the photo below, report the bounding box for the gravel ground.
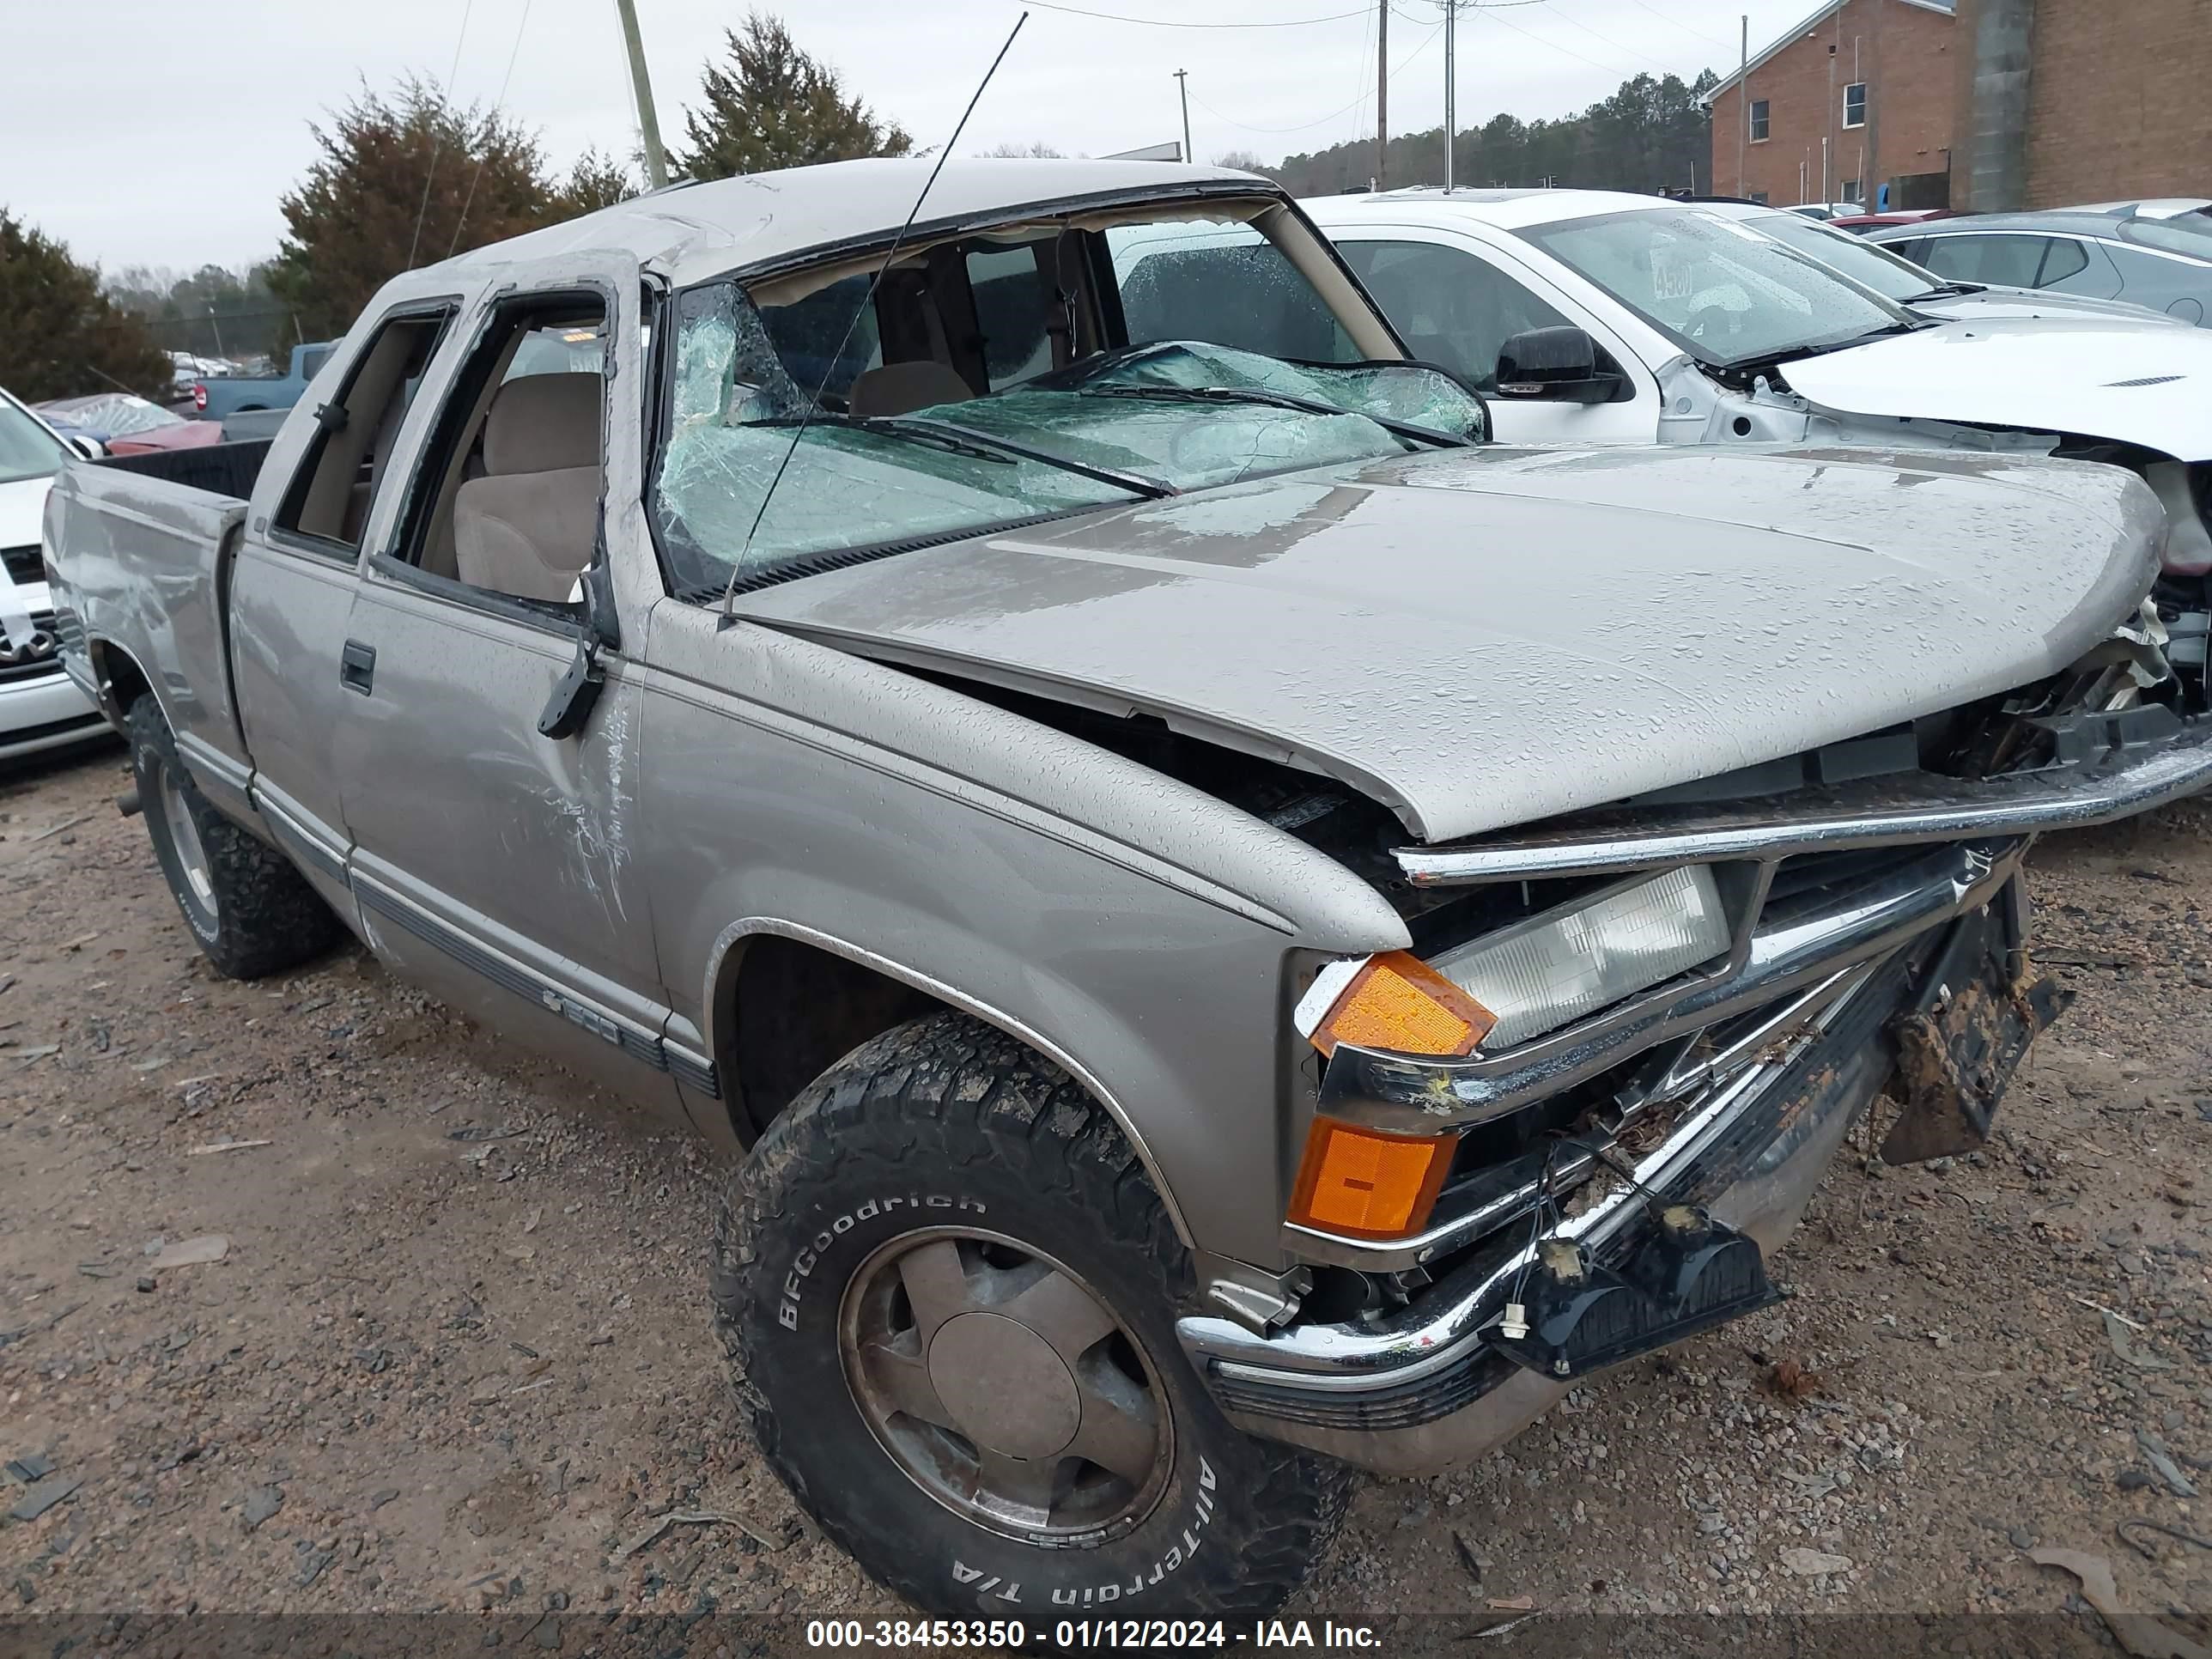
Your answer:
[7,738,2212,1643]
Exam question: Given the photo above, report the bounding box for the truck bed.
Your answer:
[45,441,272,818]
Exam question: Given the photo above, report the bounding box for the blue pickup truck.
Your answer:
[191,341,334,422]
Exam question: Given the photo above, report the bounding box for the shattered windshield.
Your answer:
[1517,208,1921,368]
[653,280,1484,598]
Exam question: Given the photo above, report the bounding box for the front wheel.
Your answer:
[714,1012,1352,1621]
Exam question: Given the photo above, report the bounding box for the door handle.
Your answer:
[339,639,376,696]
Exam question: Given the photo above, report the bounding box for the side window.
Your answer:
[270,308,453,556]
[1917,233,2048,287]
[387,291,608,607]
[1109,229,1359,364]
[1336,239,1574,392]
[2033,237,2127,298]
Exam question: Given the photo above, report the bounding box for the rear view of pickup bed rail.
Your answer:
[41,154,2212,1625]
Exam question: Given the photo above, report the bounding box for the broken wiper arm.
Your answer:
[742,413,1016,467]
[1079,382,1471,449]
[888,415,1176,500]
[743,412,1174,501]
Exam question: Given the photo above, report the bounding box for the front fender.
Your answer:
[638,605,1410,1267]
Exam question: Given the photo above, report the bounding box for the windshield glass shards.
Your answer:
[652,257,1486,599]
[1516,208,1923,369]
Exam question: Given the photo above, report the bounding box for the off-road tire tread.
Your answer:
[125,697,339,980]
[713,1011,1354,1620]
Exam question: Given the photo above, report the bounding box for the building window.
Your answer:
[1844,82,1866,128]
[1841,179,1863,204]
[1748,190,1770,205]
[1748,98,1770,142]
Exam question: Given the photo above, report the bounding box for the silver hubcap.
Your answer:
[157,762,218,924]
[841,1229,1171,1540]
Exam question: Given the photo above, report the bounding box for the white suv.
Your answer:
[0,387,107,761]
[1272,188,2212,576]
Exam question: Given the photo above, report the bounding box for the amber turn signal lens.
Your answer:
[1287,1117,1455,1239]
[1305,951,1496,1059]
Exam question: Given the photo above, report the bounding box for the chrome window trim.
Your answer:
[1394,722,2212,885]
[1905,226,2212,270]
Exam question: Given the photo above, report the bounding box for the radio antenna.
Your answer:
[722,12,1030,623]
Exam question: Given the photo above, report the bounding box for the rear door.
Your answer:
[330,256,680,1109]
[230,301,459,919]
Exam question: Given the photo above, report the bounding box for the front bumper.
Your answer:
[0,664,110,762]
[1181,854,2047,1476]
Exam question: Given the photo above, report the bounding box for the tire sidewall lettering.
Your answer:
[949,1456,1219,1608]
[776,1193,987,1331]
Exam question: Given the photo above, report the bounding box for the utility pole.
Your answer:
[1735,15,1747,195]
[614,0,670,188]
[1376,0,1388,191]
[1443,0,1456,191]
[1173,69,1191,163]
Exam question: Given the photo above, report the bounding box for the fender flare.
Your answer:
[704,915,1197,1249]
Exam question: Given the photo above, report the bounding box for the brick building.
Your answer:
[1704,0,1960,209]
[1950,0,2212,210]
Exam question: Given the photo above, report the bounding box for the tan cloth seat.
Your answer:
[453,374,604,603]
[847,361,974,419]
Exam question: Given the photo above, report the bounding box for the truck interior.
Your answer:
[270,307,451,552]
[389,292,609,607]
[744,204,1389,415]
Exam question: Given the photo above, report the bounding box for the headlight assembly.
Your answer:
[1429,864,1731,1049]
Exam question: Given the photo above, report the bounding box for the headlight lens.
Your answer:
[1431,864,1730,1049]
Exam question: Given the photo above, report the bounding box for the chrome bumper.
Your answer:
[1179,921,1970,1476]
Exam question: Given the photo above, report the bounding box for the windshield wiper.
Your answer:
[1717,317,1931,372]
[1903,281,1985,301]
[1079,383,1472,449]
[744,411,1173,501]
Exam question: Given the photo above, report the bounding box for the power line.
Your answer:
[1186,15,1444,135]
[447,0,536,257]
[1534,0,1674,76]
[405,0,477,270]
[1619,0,1735,50]
[1469,2,1647,77]
[1024,0,1370,27]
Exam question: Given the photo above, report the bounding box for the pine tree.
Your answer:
[674,14,911,180]
[0,212,168,401]
[556,148,641,218]
[267,77,556,342]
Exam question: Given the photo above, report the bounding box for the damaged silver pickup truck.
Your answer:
[43,158,2212,1621]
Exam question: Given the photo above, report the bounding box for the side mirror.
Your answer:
[68,434,105,460]
[1494,326,1626,405]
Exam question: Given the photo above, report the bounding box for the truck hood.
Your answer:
[1781,315,2212,461]
[732,444,2161,843]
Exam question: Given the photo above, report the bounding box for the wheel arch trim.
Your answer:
[704,914,1196,1249]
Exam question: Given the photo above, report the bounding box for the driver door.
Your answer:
[330,258,681,1114]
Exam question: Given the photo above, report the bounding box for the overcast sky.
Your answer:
[6,0,1820,275]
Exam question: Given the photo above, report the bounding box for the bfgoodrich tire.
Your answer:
[126,698,341,980]
[714,1012,1352,1623]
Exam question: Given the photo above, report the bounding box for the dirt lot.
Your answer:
[8,739,2212,1640]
